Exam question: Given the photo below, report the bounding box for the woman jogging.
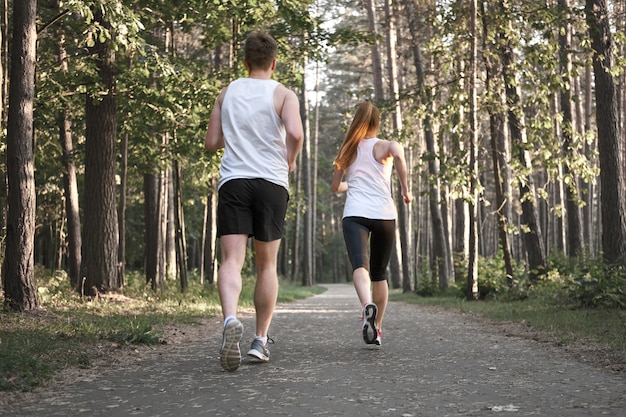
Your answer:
[331,101,412,346]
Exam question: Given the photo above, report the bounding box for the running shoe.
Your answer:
[247,337,271,362]
[374,328,382,346]
[362,303,378,344]
[220,318,243,371]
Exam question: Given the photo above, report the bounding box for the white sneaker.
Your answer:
[247,338,271,362]
[220,319,243,371]
[362,303,378,344]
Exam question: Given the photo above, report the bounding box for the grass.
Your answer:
[0,269,325,393]
[3,266,624,394]
[390,289,626,356]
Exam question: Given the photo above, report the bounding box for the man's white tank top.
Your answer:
[218,78,288,190]
[343,138,396,220]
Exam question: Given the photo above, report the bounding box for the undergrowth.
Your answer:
[398,252,626,357]
[0,269,323,393]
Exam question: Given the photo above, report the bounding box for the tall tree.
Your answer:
[55,2,82,289]
[80,8,119,296]
[3,0,38,310]
[585,0,626,267]
[385,0,414,292]
[403,0,451,288]
[302,36,314,287]
[363,0,384,102]
[203,177,218,285]
[467,0,479,300]
[481,2,515,288]
[173,159,188,292]
[144,172,164,291]
[558,0,584,257]
[498,0,547,283]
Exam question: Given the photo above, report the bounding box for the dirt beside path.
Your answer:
[2,284,625,417]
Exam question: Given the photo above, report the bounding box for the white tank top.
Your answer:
[218,78,288,190]
[343,138,396,220]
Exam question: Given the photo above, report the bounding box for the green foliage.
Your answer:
[0,268,323,392]
[110,322,165,345]
[555,260,626,309]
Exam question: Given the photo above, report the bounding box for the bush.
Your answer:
[560,262,626,309]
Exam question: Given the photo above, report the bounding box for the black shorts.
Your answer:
[217,178,289,242]
[342,216,396,282]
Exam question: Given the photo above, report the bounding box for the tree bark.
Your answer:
[385,0,414,291]
[585,0,626,267]
[403,0,450,289]
[166,165,177,279]
[481,1,515,288]
[301,53,314,287]
[173,160,188,292]
[498,0,547,282]
[144,172,163,290]
[203,177,218,285]
[467,0,479,300]
[2,0,38,310]
[81,11,119,296]
[558,0,584,257]
[55,9,82,289]
[117,132,127,287]
[363,0,384,102]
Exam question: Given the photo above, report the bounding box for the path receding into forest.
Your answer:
[3,284,625,417]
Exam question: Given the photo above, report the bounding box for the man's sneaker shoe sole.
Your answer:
[247,338,270,362]
[362,303,378,344]
[247,347,270,362]
[220,319,243,371]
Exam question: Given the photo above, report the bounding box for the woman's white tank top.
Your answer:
[218,78,288,190]
[343,138,396,220]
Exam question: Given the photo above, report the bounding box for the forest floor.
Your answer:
[1,283,625,416]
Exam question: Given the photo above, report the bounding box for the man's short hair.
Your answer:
[244,31,278,70]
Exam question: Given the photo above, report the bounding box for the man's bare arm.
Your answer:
[205,89,226,151]
[280,88,304,172]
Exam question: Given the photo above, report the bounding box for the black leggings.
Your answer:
[342,216,396,282]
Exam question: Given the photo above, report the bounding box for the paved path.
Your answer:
[4,284,626,416]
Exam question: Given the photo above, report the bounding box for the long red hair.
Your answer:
[334,102,380,170]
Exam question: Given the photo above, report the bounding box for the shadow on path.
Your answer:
[5,284,626,416]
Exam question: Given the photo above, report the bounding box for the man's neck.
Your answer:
[247,68,272,80]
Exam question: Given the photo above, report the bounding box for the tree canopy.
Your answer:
[1,0,625,310]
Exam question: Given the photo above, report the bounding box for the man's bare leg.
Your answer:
[252,238,281,337]
[217,234,248,371]
[217,234,249,319]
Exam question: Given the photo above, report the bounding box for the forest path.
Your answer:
[4,283,626,417]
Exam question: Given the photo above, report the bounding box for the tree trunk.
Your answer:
[498,0,546,282]
[558,0,584,257]
[143,173,158,286]
[81,11,119,296]
[312,57,321,284]
[385,0,414,292]
[290,151,302,282]
[166,165,177,279]
[363,0,384,102]
[404,0,450,289]
[581,62,595,255]
[467,0,479,300]
[481,1,515,288]
[301,53,314,287]
[173,160,188,292]
[585,0,626,267]
[55,12,82,289]
[204,177,218,285]
[552,93,567,255]
[2,0,38,311]
[117,132,128,287]
[144,172,164,290]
